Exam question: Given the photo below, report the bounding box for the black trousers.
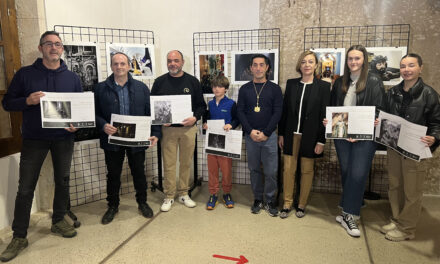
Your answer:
[104,149,147,208]
[12,138,74,238]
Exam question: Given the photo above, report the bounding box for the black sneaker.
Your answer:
[264,202,278,217]
[251,200,263,214]
[138,203,153,218]
[0,237,28,262]
[340,213,361,237]
[101,206,118,225]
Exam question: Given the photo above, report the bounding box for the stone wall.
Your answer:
[260,0,440,195]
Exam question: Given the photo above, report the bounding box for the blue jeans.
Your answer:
[245,132,278,203]
[334,139,377,216]
[104,149,147,208]
[12,138,74,238]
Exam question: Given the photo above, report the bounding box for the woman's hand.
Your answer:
[322,118,328,127]
[278,136,284,149]
[421,135,436,147]
[314,143,324,155]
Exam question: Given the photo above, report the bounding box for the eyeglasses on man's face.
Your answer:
[41,41,63,48]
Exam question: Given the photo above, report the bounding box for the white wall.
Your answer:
[44,0,260,75]
[0,153,39,230]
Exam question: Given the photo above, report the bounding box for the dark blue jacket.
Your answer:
[204,96,239,129]
[2,58,82,139]
[94,73,161,152]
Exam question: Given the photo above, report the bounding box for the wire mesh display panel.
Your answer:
[54,25,158,206]
[193,29,280,185]
[304,24,410,197]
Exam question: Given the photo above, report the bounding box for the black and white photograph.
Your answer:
[366,46,407,86]
[63,42,101,92]
[195,52,227,93]
[378,119,400,149]
[153,101,172,125]
[106,43,155,80]
[42,101,72,119]
[208,133,226,149]
[311,48,345,84]
[331,112,348,138]
[113,122,136,138]
[231,49,279,84]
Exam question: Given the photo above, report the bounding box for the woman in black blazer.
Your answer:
[278,50,331,218]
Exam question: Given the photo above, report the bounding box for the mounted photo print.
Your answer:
[366,46,407,86]
[310,48,345,84]
[63,41,102,92]
[195,51,227,94]
[106,43,155,80]
[231,49,279,85]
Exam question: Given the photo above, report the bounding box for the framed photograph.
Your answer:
[310,48,345,84]
[231,49,279,85]
[62,42,102,92]
[366,46,407,86]
[106,43,155,80]
[195,51,227,94]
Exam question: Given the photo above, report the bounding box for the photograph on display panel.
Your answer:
[195,52,227,94]
[366,46,407,86]
[106,43,155,80]
[325,106,376,140]
[231,49,279,85]
[310,48,345,84]
[62,42,101,92]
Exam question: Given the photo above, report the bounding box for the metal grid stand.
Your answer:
[54,25,160,224]
[303,24,410,200]
[193,29,281,197]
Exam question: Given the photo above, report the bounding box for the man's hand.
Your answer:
[149,136,158,147]
[250,129,260,142]
[202,123,208,130]
[104,123,117,136]
[182,116,197,127]
[65,124,78,133]
[26,91,45,105]
[223,124,232,131]
[256,132,268,142]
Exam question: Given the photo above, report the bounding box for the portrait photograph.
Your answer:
[113,122,136,139]
[195,52,227,94]
[63,41,101,92]
[331,112,348,138]
[152,101,172,125]
[208,133,226,149]
[42,101,72,119]
[230,49,279,85]
[311,48,345,84]
[366,46,407,86]
[106,43,155,80]
[378,119,401,149]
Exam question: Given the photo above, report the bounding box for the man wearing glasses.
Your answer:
[1,31,82,262]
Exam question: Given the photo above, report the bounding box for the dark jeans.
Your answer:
[334,139,377,216]
[104,149,147,208]
[12,138,74,238]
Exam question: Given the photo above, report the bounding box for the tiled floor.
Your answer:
[0,184,439,264]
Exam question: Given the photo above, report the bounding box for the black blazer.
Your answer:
[278,77,331,158]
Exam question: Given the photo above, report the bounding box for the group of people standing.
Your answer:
[1,30,439,262]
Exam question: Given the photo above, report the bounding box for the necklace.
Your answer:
[252,81,267,112]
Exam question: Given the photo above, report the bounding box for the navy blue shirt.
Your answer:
[237,81,283,136]
[205,96,239,129]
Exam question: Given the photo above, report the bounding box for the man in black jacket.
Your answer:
[95,52,160,224]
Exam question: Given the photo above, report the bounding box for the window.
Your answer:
[0,0,22,158]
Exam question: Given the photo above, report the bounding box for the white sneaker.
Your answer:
[380,222,397,234]
[340,213,361,237]
[178,195,196,208]
[160,198,174,212]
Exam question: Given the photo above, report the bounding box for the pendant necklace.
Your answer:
[252,81,267,112]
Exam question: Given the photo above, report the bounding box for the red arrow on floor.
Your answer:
[213,254,248,264]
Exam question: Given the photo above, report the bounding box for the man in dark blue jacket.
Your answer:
[95,52,160,225]
[1,31,82,262]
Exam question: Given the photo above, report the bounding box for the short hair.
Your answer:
[110,52,130,65]
[167,50,184,61]
[250,54,271,78]
[295,50,318,75]
[401,53,423,66]
[211,75,230,90]
[39,31,62,45]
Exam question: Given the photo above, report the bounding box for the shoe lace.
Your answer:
[7,238,23,250]
[345,214,358,230]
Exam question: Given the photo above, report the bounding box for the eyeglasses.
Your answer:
[41,42,63,48]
